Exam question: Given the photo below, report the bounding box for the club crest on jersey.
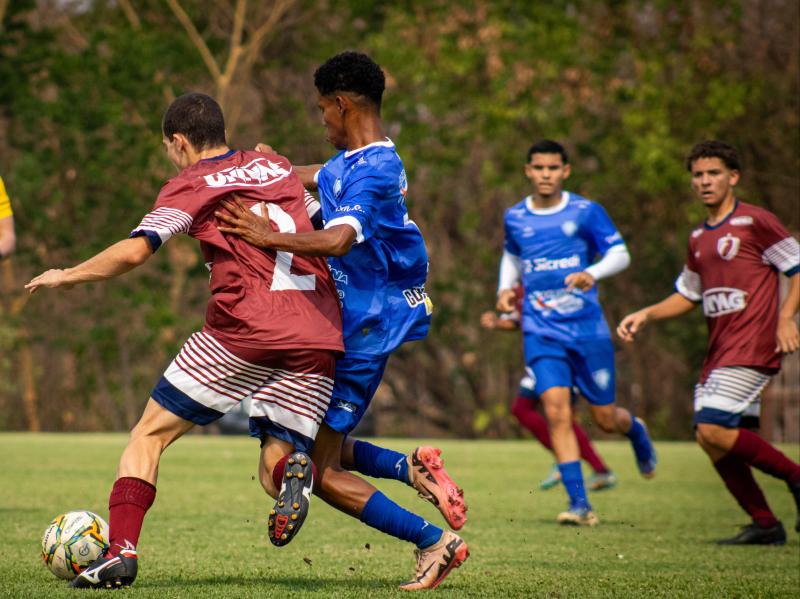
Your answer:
[716,234,740,261]
[561,220,577,237]
[399,169,408,197]
[203,158,290,188]
[702,287,747,317]
[333,178,342,197]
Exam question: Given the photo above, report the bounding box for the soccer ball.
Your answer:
[41,511,109,580]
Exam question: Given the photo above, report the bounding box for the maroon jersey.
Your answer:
[675,201,799,381]
[131,150,343,352]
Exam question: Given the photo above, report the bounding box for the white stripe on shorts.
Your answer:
[693,366,771,416]
[164,332,333,439]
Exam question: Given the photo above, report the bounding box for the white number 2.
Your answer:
[250,203,316,291]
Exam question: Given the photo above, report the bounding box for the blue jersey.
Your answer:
[503,191,624,345]
[317,140,432,357]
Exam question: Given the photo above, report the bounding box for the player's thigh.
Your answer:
[129,397,195,447]
[693,366,771,432]
[323,354,389,436]
[570,340,616,408]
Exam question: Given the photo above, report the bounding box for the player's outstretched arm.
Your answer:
[217,197,355,257]
[617,292,696,342]
[776,273,800,354]
[480,310,519,331]
[0,215,16,259]
[25,236,153,294]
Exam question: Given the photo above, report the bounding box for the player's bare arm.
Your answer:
[776,273,800,354]
[25,236,153,294]
[254,142,321,191]
[0,215,16,259]
[617,292,696,342]
[217,197,355,257]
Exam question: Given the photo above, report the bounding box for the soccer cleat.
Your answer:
[399,530,469,591]
[408,446,468,530]
[788,479,800,533]
[268,452,314,547]
[716,522,786,546]
[557,506,599,527]
[588,471,618,492]
[69,548,138,589]
[633,417,657,479]
[539,464,561,490]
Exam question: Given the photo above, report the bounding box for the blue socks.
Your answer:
[360,491,442,549]
[352,440,410,484]
[559,461,590,510]
[625,417,653,461]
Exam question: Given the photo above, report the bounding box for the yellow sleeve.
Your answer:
[0,177,13,219]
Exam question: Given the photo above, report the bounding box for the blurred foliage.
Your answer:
[0,0,797,438]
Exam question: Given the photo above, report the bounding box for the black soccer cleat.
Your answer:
[789,478,800,533]
[69,548,138,589]
[268,452,314,547]
[716,522,786,546]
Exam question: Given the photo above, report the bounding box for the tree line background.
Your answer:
[0,0,797,440]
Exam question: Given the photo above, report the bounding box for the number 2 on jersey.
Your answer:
[250,203,316,291]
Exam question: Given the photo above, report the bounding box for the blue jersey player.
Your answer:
[217,51,468,590]
[496,139,657,526]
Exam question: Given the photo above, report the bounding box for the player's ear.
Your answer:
[729,169,740,186]
[334,94,348,114]
[562,163,571,179]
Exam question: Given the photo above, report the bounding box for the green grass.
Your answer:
[0,434,798,598]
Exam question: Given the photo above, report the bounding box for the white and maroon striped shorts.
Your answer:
[151,331,335,452]
[693,366,772,428]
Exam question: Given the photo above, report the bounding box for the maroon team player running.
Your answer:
[26,93,344,587]
[619,140,800,545]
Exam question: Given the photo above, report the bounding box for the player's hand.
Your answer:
[565,271,595,291]
[216,196,275,249]
[480,311,499,329]
[617,309,649,342]
[496,289,517,313]
[775,316,800,354]
[24,269,74,294]
[255,142,276,154]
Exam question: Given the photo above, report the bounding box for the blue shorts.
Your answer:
[324,354,389,434]
[523,335,615,406]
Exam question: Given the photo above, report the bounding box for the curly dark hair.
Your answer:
[526,139,568,164]
[162,92,226,150]
[686,140,741,172]
[314,51,385,108]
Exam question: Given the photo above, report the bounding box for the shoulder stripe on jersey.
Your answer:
[675,266,702,302]
[763,237,800,273]
[131,207,193,246]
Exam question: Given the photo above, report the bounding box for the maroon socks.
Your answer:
[713,453,778,528]
[728,429,800,485]
[107,477,156,557]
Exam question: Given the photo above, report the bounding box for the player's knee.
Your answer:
[695,423,727,448]
[594,413,616,433]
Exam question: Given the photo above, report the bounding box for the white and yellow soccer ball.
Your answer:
[41,511,109,579]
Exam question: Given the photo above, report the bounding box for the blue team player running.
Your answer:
[496,139,657,526]
[217,51,468,590]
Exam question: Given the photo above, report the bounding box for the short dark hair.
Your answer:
[314,51,385,108]
[527,139,568,164]
[162,93,226,150]
[686,140,741,172]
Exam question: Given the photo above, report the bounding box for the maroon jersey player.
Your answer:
[618,140,800,545]
[26,93,344,588]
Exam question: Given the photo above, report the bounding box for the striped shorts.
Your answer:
[151,331,335,452]
[693,366,772,428]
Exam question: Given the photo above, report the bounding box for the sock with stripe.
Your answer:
[359,491,442,549]
[713,453,779,528]
[558,460,591,511]
[351,440,410,484]
[728,429,800,485]
[107,477,156,557]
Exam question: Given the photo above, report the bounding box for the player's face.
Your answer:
[317,93,347,150]
[524,153,570,199]
[690,157,739,208]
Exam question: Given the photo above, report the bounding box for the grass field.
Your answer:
[0,434,798,598]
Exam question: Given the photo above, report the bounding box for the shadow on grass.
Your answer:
[142,573,399,591]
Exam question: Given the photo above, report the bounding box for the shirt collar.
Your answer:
[525,191,569,215]
[344,138,394,159]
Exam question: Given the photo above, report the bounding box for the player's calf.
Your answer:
[408,446,468,530]
[268,452,315,547]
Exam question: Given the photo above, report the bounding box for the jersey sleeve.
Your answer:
[754,211,799,276]
[323,172,386,243]
[129,179,197,251]
[503,210,522,256]
[674,240,703,302]
[0,177,12,220]
[585,202,625,256]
